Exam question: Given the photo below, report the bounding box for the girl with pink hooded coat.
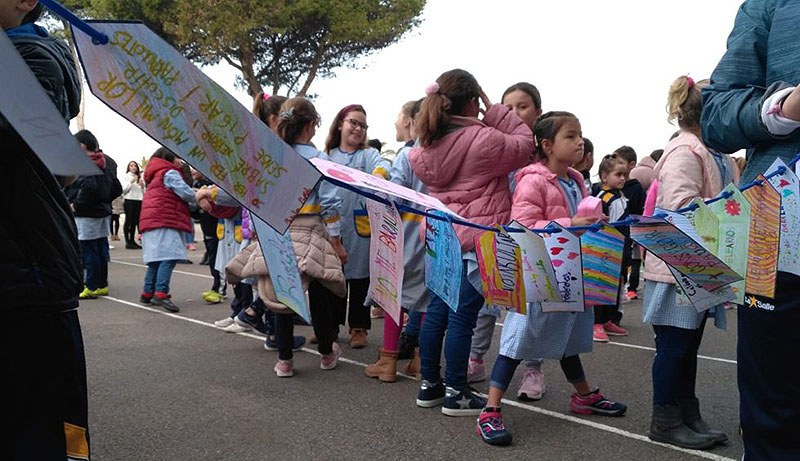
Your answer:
[409,69,533,417]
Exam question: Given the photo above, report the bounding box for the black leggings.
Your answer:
[110,214,120,235]
[204,237,220,292]
[123,199,142,244]
[275,280,339,360]
[332,278,370,330]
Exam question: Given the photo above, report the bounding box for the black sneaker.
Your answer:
[416,380,445,408]
[397,333,418,360]
[152,296,180,313]
[139,293,152,304]
[235,310,266,334]
[442,386,487,416]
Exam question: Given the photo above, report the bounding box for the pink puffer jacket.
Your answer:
[511,162,587,229]
[643,131,740,283]
[409,104,533,251]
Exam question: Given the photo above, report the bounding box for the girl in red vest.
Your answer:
[138,147,196,312]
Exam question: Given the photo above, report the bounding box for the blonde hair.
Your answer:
[667,76,709,129]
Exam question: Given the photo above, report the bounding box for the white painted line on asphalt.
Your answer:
[111,259,214,279]
[495,322,737,365]
[102,295,736,461]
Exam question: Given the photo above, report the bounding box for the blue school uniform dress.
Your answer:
[641,157,733,332]
[326,147,390,280]
[294,144,342,234]
[141,170,195,264]
[499,177,594,360]
[389,144,429,313]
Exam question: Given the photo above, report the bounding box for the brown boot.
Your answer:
[365,347,398,382]
[402,347,421,379]
[349,328,368,349]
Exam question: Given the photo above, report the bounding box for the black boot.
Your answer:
[648,404,716,449]
[397,333,418,360]
[678,397,728,444]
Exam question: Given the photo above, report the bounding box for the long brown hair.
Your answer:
[325,104,367,153]
[275,98,320,146]
[253,92,287,125]
[414,69,481,147]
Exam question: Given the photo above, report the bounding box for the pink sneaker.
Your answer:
[320,343,341,370]
[274,359,294,377]
[570,389,626,416]
[517,367,545,401]
[593,324,609,342]
[467,358,486,383]
[187,243,196,251]
[603,321,628,336]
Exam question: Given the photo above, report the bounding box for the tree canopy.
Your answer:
[84,0,426,97]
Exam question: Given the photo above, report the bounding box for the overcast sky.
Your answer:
[68,0,745,182]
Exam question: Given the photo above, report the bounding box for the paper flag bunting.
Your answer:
[367,199,404,326]
[424,211,462,312]
[580,222,625,307]
[742,174,781,298]
[541,223,584,312]
[475,230,526,314]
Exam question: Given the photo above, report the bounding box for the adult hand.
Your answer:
[781,86,800,121]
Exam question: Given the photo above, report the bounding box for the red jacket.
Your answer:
[139,157,191,233]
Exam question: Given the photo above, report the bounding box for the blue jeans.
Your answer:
[405,310,423,337]
[651,313,708,405]
[80,237,108,290]
[420,264,485,390]
[143,260,177,295]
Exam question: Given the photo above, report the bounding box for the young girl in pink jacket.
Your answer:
[477,112,627,446]
[409,69,533,416]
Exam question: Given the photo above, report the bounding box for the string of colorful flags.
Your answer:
[27,4,800,324]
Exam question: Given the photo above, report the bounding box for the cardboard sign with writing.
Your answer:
[684,198,719,253]
[309,157,461,219]
[507,221,560,304]
[0,31,99,176]
[73,22,321,233]
[580,222,625,307]
[366,199,404,326]
[709,184,750,304]
[541,223,584,313]
[424,210,462,312]
[766,158,800,277]
[475,230,526,314]
[630,215,741,292]
[670,266,737,313]
[252,217,311,322]
[742,175,781,298]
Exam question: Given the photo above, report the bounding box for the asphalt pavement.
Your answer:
[79,239,743,460]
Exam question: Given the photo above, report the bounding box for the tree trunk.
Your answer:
[297,39,326,97]
[237,41,263,97]
[271,46,282,95]
[63,20,85,130]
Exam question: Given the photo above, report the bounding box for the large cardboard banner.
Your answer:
[580,223,625,307]
[709,184,750,304]
[0,31,99,176]
[507,221,560,304]
[766,158,800,277]
[424,210,462,311]
[742,175,781,298]
[541,223,584,313]
[475,230,526,314]
[630,215,741,292]
[252,217,311,322]
[309,157,460,218]
[366,199,404,326]
[73,21,321,233]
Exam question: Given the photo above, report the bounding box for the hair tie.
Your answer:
[686,77,695,89]
[279,107,294,119]
[262,93,271,101]
[425,82,440,96]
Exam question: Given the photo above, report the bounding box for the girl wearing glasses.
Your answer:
[325,104,391,349]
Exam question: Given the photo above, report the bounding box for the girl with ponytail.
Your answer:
[408,69,533,416]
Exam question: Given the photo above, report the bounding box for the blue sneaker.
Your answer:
[442,386,486,416]
[264,335,306,351]
[416,380,445,408]
[235,310,266,334]
[476,407,513,446]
